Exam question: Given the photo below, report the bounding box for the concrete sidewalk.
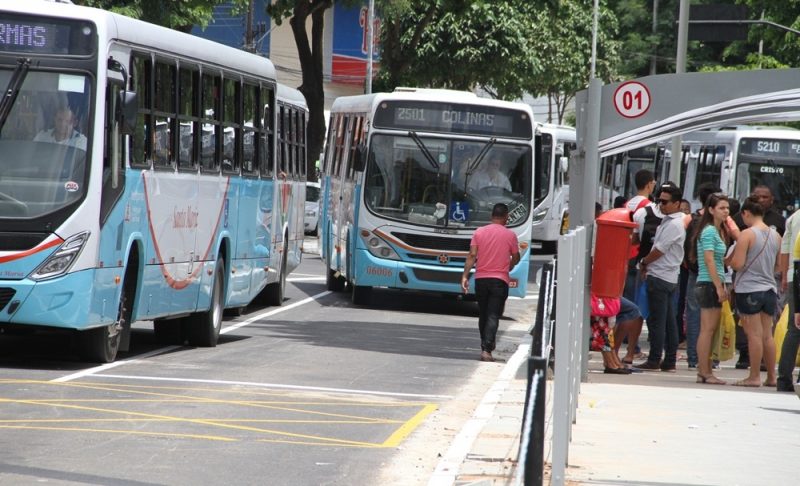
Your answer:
[443,335,799,486]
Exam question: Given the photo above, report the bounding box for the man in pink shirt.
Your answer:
[461,203,521,362]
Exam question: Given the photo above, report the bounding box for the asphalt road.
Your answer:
[0,239,546,485]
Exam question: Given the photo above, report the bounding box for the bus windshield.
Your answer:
[0,69,90,219]
[364,133,532,229]
[736,161,800,212]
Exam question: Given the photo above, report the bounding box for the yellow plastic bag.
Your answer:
[774,304,800,366]
[712,301,736,362]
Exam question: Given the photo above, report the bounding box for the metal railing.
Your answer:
[517,226,587,486]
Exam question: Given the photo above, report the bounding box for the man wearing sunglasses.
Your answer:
[636,182,686,372]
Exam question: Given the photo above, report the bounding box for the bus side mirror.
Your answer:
[352,144,368,172]
[117,90,137,135]
[559,156,569,173]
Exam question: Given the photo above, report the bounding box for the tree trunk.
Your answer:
[290,0,331,182]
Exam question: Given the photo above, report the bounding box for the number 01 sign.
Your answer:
[613,81,651,119]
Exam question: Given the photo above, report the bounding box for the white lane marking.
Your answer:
[286,276,326,282]
[53,291,334,383]
[427,341,530,486]
[51,346,181,383]
[220,291,331,335]
[90,374,455,400]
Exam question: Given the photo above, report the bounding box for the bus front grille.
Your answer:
[411,268,462,284]
[391,232,471,252]
[408,253,467,264]
[0,288,16,312]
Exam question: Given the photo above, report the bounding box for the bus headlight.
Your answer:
[531,208,548,223]
[30,232,90,281]
[360,230,400,260]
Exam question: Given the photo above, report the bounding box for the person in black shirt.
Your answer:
[733,185,785,236]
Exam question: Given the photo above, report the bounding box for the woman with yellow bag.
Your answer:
[689,193,731,385]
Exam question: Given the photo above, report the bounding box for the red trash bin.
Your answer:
[591,208,637,298]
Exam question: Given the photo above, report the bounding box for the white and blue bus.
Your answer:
[531,123,575,252]
[598,126,800,214]
[0,1,307,362]
[319,88,535,305]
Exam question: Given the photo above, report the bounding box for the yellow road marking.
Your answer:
[0,424,235,441]
[381,403,438,447]
[0,380,440,448]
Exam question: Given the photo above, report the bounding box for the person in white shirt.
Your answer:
[33,106,87,151]
[468,158,512,193]
[636,182,686,372]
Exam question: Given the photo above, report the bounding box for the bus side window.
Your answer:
[278,105,287,176]
[322,114,335,176]
[177,65,198,170]
[332,115,347,179]
[222,77,240,174]
[242,82,258,176]
[261,85,274,177]
[130,54,151,168]
[200,71,220,172]
[153,59,176,169]
[299,112,307,180]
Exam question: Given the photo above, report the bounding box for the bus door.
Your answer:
[330,114,352,272]
[555,140,575,226]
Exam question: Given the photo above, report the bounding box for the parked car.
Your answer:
[305,181,320,236]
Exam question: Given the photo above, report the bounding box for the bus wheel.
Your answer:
[264,245,287,306]
[351,285,372,305]
[325,244,345,291]
[79,273,132,363]
[187,257,225,347]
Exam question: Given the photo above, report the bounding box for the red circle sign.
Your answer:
[613,81,651,119]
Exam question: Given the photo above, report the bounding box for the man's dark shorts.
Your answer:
[695,281,722,309]
[616,296,641,322]
[734,289,777,316]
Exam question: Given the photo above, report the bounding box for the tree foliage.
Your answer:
[75,0,245,32]
[525,0,621,122]
[376,0,544,100]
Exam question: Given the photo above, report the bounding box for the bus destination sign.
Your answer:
[374,101,532,139]
[0,15,94,55]
[739,138,800,159]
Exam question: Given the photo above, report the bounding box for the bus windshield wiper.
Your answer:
[408,131,439,171]
[466,137,497,175]
[0,58,32,135]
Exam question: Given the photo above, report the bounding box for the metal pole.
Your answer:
[366,0,375,94]
[589,0,599,79]
[244,0,255,52]
[669,0,689,184]
[650,0,659,75]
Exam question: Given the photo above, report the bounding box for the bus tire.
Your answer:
[78,267,134,363]
[325,244,345,291]
[264,244,287,306]
[187,257,225,347]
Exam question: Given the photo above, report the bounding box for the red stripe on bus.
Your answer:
[0,237,64,264]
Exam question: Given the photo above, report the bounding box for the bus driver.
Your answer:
[34,105,87,151]
[468,157,512,193]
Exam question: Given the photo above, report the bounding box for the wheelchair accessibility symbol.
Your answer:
[450,201,469,222]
